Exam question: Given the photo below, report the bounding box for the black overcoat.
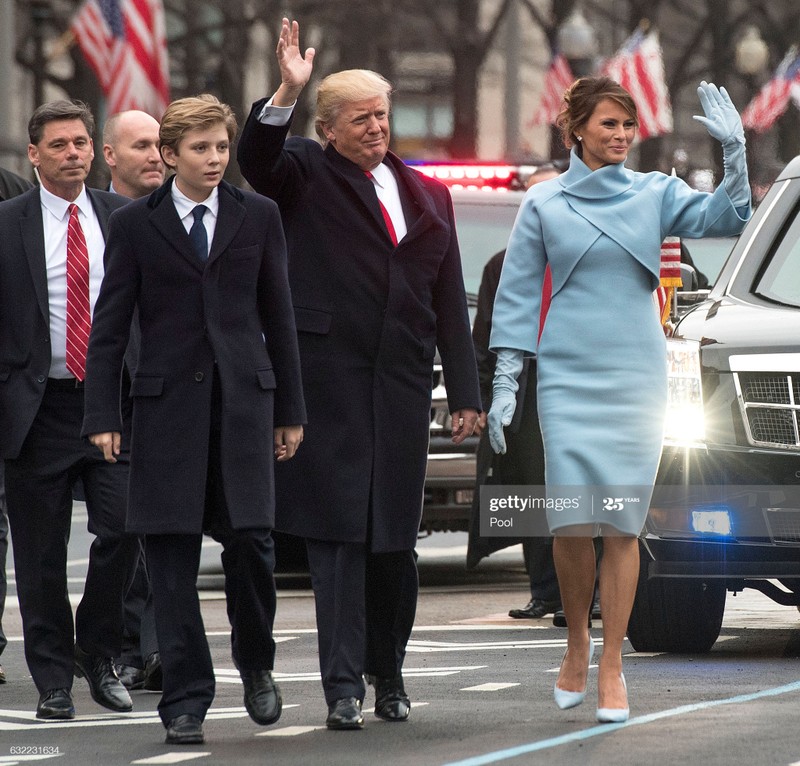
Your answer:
[0,186,128,459]
[238,101,481,552]
[81,178,306,534]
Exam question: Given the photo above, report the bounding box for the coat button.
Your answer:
[195,371,204,382]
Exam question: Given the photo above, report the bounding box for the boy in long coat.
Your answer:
[83,95,306,745]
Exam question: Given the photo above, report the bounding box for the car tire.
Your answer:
[627,544,726,653]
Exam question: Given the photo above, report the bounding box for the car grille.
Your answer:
[763,508,800,545]
[734,372,800,449]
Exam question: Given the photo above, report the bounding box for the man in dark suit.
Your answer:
[101,109,165,693]
[0,100,140,719]
[83,94,306,745]
[0,166,34,686]
[238,18,481,729]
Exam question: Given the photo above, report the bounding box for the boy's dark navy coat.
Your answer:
[82,178,306,533]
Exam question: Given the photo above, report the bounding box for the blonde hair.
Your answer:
[556,76,638,151]
[314,70,392,143]
[159,94,238,160]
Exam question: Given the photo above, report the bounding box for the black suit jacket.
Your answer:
[238,102,481,551]
[0,185,128,459]
[82,178,306,534]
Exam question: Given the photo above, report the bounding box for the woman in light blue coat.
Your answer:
[489,77,751,722]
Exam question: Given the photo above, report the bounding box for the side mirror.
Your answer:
[678,263,698,292]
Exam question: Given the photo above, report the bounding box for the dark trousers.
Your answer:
[306,539,418,704]
[522,539,560,602]
[4,379,139,693]
[0,461,7,660]
[145,371,278,726]
[119,541,158,667]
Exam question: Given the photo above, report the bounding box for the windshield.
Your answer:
[452,194,523,295]
[682,237,736,288]
[754,202,800,308]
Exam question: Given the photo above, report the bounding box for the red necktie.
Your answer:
[365,171,398,246]
[65,203,91,380]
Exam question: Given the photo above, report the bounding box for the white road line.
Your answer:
[441,679,800,766]
[460,683,520,692]
[0,706,297,732]
[213,666,487,684]
[131,754,211,764]
[256,725,325,737]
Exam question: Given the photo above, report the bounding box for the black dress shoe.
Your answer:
[325,697,364,729]
[552,609,592,629]
[242,669,282,725]
[143,651,162,692]
[509,598,562,619]
[114,662,145,690]
[370,674,410,721]
[165,714,204,744]
[36,688,75,720]
[74,645,133,712]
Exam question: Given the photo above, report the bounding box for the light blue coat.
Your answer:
[491,148,751,356]
[489,148,750,534]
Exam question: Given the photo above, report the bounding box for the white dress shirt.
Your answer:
[40,185,106,378]
[171,182,219,257]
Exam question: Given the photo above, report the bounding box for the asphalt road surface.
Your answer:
[2,505,800,765]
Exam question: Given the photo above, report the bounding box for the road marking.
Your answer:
[131,755,210,764]
[0,706,298,732]
[461,683,520,692]
[440,679,800,766]
[256,725,325,737]
[214,666,487,684]
[0,758,63,764]
[408,639,576,653]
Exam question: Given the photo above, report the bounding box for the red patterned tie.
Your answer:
[65,203,91,380]
[365,171,398,246]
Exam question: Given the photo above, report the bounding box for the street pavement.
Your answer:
[2,507,800,765]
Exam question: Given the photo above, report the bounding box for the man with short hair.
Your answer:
[0,99,139,719]
[103,110,165,199]
[238,18,480,730]
[101,109,165,693]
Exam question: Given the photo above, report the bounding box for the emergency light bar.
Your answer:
[404,161,537,191]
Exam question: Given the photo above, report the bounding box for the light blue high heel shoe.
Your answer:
[553,636,595,710]
[596,673,629,723]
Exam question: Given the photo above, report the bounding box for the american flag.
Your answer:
[741,48,800,133]
[70,0,170,119]
[601,29,673,140]
[529,54,574,126]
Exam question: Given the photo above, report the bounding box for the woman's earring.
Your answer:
[576,135,583,141]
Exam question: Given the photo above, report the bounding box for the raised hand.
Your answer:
[693,81,745,146]
[275,17,315,100]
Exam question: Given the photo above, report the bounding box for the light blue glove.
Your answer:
[488,348,524,454]
[693,81,745,146]
[693,81,750,209]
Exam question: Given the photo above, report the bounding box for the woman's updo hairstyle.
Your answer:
[556,76,638,153]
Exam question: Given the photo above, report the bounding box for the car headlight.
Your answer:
[664,338,705,446]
